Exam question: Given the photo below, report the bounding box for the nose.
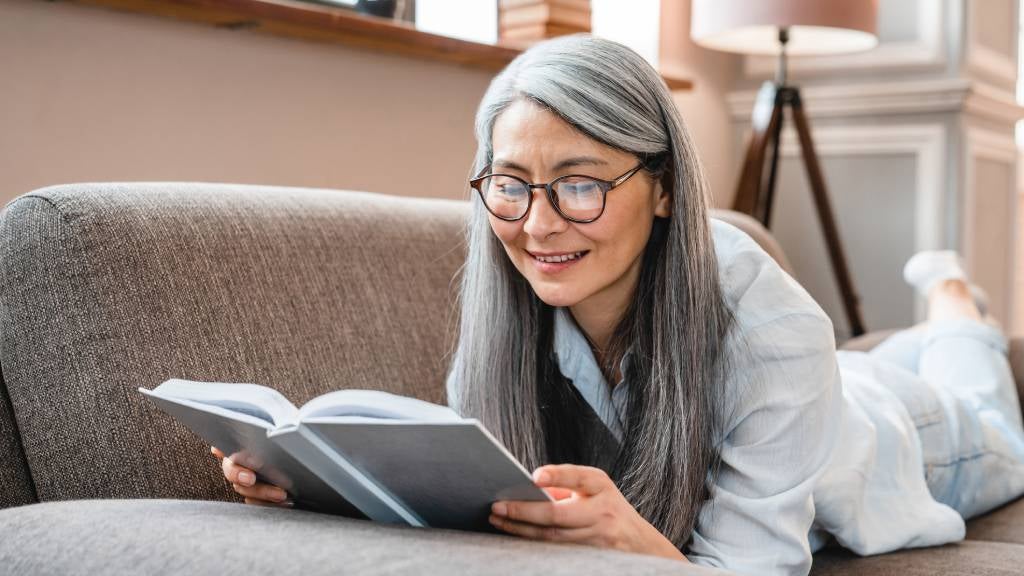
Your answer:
[522,187,569,239]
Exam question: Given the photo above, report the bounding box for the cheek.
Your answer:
[488,216,521,245]
[487,217,525,264]
[587,216,648,264]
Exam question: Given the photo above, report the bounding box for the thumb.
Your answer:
[543,486,574,501]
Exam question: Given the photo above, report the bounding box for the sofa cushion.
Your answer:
[810,539,1024,575]
[965,496,1024,545]
[0,183,467,505]
[0,499,728,576]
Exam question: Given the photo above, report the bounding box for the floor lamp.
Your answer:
[691,0,878,337]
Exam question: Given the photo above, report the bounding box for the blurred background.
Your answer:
[2,0,1022,342]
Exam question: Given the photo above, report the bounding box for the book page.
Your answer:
[138,388,365,518]
[297,389,461,422]
[145,379,300,427]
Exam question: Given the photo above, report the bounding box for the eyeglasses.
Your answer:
[469,163,645,223]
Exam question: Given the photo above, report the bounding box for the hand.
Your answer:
[211,446,293,508]
[489,464,687,561]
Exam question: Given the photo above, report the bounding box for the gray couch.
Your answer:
[0,183,1022,575]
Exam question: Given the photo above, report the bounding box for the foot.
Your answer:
[903,250,966,297]
[927,279,982,323]
[903,250,990,318]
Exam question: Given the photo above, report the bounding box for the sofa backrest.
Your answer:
[0,183,468,505]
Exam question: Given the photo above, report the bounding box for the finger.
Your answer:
[222,457,257,486]
[232,481,289,503]
[489,514,594,543]
[244,497,294,508]
[533,464,610,496]
[543,486,574,501]
[493,498,592,528]
[211,446,224,458]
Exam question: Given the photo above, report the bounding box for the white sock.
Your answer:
[902,250,966,297]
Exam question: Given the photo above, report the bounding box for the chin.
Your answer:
[527,280,587,308]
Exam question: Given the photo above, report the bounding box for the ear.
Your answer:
[653,177,672,218]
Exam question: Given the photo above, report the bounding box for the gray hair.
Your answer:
[448,34,736,551]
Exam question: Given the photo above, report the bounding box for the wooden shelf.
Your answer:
[66,0,692,88]
[69,0,521,70]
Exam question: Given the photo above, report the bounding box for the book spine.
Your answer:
[273,424,426,527]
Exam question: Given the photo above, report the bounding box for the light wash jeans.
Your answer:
[869,318,1024,519]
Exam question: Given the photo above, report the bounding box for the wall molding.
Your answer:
[964,0,1018,88]
[742,0,945,78]
[771,123,948,322]
[963,80,1024,124]
[728,78,1024,124]
[1016,151,1024,335]
[961,127,1018,326]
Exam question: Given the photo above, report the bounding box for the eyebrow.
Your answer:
[491,156,609,174]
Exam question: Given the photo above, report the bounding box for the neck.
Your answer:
[569,298,626,359]
[568,257,642,381]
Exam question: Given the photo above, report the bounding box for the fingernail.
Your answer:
[492,502,506,516]
[533,470,549,484]
[239,471,254,485]
[272,488,287,502]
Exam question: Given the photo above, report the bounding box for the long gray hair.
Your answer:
[448,34,735,550]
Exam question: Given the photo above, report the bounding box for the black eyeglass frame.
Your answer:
[469,162,646,224]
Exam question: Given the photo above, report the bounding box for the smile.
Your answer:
[530,250,587,263]
[526,250,590,273]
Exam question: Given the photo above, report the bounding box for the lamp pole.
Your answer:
[731,28,868,337]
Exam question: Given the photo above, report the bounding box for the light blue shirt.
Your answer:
[551,219,965,575]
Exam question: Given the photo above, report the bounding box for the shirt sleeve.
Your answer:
[686,311,843,576]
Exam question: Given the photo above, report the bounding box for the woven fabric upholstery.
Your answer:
[0,183,467,505]
[0,366,35,507]
[965,498,1024,545]
[0,499,730,576]
[1010,339,1024,415]
[809,539,1024,575]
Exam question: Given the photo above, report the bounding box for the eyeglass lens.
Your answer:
[478,175,604,221]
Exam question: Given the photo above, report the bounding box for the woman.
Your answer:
[213,35,1024,575]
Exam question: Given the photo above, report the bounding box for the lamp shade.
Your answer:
[691,0,878,56]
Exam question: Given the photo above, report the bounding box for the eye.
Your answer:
[556,177,602,198]
[487,175,528,198]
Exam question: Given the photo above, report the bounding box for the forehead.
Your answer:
[491,99,615,162]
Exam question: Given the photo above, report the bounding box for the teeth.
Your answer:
[534,251,584,263]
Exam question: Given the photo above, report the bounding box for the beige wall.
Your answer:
[2,0,737,209]
[0,0,493,205]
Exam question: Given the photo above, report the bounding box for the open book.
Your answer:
[139,379,552,532]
